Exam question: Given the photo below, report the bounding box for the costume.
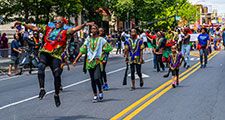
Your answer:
[169,52,183,76]
[124,37,144,81]
[79,36,112,94]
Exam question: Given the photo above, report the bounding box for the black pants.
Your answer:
[88,65,103,95]
[200,48,208,65]
[116,47,122,54]
[38,53,62,95]
[171,69,179,76]
[156,54,165,71]
[101,62,107,83]
[130,63,142,80]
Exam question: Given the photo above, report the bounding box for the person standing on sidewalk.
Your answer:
[197,28,210,68]
[13,16,94,107]
[8,34,22,76]
[73,24,113,103]
[124,29,144,90]
[181,28,191,69]
[0,33,9,58]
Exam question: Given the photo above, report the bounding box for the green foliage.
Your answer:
[0,0,200,29]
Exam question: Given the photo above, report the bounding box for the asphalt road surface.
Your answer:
[0,51,223,120]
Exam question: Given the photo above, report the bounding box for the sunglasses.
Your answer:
[53,20,63,24]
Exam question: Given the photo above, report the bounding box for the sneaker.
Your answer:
[176,80,179,86]
[92,96,98,103]
[130,87,136,91]
[140,80,144,87]
[163,73,169,78]
[54,95,61,107]
[103,84,106,90]
[186,65,190,69]
[172,82,176,88]
[200,64,203,68]
[99,93,103,102]
[105,84,109,91]
[203,64,207,68]
[38,89,46,100]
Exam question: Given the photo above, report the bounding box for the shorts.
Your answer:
[10,56,19,65]
[171,69,179,76]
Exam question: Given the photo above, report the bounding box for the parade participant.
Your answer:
[163,31,175,64]
[169,45,184,88]
[222,28,225,49]
[145,31,157,69]
[73,24,112,103]
[197,28,210,68]
[124,29,145,90]
[214,27,221,50]
[13,16,94,107]
[181,28,191,69]
[155,31,166,72]
[99,27,110,91]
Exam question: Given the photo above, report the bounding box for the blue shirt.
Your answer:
[11,40,21,57]
[198,33,209,46]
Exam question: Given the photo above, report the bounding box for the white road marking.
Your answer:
[128,73,150,79]
[0,59,153,110]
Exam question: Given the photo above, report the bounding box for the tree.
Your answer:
[0,0,82,23]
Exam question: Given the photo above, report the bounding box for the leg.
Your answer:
[199,49,204,67]
[51,58,62,107]
[89,69,98,96]
[181,45,187,67]
[176,69,179,86]
[159,54,165,71]
[51,60,62,96]
[153,53,157,69]
[37,53,49,91]
[136,64,143,87]
[130,63,136,90]
[204,48,208,67]
[156,54,160,72]
[186,45,191,68]
[38,62,47,89]
[102,62,109,91]
[163,68,171,78]
[102,62,107,84]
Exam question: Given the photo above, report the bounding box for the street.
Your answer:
[0,50,223,120]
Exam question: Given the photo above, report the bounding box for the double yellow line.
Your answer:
[111,51,219,120]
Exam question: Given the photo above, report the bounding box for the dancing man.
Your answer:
[13,16,93,107]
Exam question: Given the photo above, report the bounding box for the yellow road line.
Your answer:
[110,51,217,120]
[123,51,219,119]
